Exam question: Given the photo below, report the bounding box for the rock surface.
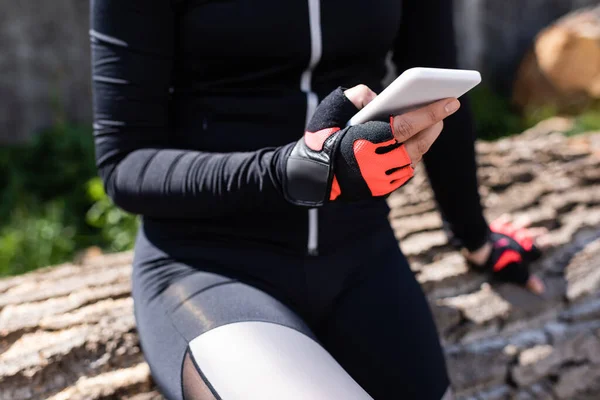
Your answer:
[1,119,600,398]
[513,5,600,112]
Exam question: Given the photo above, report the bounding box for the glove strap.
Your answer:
[283,88,356,206]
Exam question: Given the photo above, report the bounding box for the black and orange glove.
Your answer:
[282,87,414,206]
[473,222,542,286]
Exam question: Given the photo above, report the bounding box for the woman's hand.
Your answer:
[344,85,459,168]
[280,84,460,207]
[465,215,547,295]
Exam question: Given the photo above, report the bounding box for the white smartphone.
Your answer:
[347,67,482,126]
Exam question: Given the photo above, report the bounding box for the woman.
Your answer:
[90,0,542,398]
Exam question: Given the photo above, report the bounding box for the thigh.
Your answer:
[134,262,374,400]
[316,231,451,400]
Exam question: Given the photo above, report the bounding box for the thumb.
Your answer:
[307,87,362,131]
[344,84,377,110]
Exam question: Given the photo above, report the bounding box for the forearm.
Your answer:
[392,0,490,250]
[99,144,294,219]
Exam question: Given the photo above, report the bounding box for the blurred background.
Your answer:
[1,1,600,399]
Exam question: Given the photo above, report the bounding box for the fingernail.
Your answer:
[445,99,460,113]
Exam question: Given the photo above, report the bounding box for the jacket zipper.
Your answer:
[302,0,322,256]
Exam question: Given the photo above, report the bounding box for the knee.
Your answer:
[184,321,373,400]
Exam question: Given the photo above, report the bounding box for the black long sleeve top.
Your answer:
[91,0,489,255]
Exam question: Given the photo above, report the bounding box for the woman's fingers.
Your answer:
[526,275,546,295]
[529,227,551,250]
[343,85,378,109]
[490,215,511,232]
[391,98,460,143]
[343,89,460,166]
[404,122,444,166]
[342,91,459,165]
[513,216,530,228]
[515,227,548,243]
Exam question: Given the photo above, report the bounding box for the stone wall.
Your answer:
[1,119,600,399]
[0,0,91,144]
[0,0,598,143]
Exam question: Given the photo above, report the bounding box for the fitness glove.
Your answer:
[282,87,414,206]
[472,222,542,286]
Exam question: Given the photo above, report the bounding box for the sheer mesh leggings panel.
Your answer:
[182,351,219,400]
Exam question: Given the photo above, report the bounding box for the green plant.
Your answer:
[0,202,76,276]
[567,109,600,136]
[469,84,524,140]
[523,105,560,129]
[0,122,97,220]
[469,85,600,139]
[0,123,137,276]
[86,177,139,252]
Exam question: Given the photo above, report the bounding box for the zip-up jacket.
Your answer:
[91,0,489,255]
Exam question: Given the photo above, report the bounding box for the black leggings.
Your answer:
[132,224,450,399]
